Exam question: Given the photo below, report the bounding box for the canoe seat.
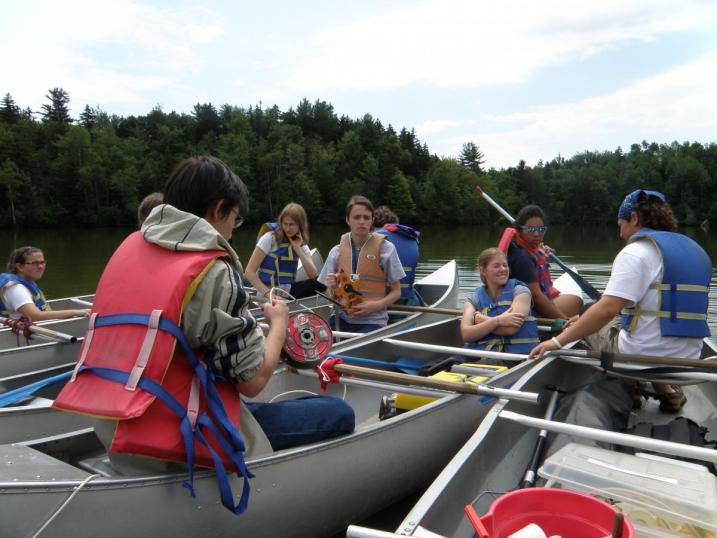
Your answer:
[75,453,118,478]
[0,443,92,482]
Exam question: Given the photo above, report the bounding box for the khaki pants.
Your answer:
[584,315,621,355]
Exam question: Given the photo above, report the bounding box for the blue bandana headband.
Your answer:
[617,189,666,220]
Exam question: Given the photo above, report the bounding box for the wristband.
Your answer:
[551,336,562,349]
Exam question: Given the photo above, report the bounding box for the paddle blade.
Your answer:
[0,371,72,408]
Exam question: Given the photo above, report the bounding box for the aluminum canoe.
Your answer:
[0,247,325,349]
[352,339,717,538]
[0,260,458,443]
[0,313,541,538]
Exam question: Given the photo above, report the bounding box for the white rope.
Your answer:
[32,473,101,537]
[268,389,318,403]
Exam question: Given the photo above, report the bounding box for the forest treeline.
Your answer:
[1,88,716,228]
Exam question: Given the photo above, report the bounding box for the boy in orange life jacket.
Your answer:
[319,195,406,333]
[506,205,582,319]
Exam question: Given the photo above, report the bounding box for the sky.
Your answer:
[2,0,717,169]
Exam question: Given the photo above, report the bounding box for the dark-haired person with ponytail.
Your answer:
[530,189,711,413]
[0,247,90,321]
[502,205,583,319]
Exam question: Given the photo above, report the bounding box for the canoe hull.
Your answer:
[393,339,717,538]
[0,262,458,444]
[0,316,539,537]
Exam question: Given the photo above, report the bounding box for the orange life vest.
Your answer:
[337,232,386,312]
[54,232,252,514]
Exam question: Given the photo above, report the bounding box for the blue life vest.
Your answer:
[376,224,420,302]
[621,229,711,338]
[256,223,298,288]
[0,273,49,315]
[464,278,539,354]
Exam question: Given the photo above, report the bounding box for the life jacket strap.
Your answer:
[126,309,162,391]
[75,312,253,516]
[621,307,707,321]
[649,283,709,292]
[72,313,97,382]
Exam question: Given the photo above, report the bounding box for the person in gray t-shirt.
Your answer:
[318,195,405,332]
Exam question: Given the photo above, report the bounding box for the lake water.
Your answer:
[2,223,716,343]
[1,223,716,535]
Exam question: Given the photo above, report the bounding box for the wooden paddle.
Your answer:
[0,317,77,344]
[332,362,540,403]
[475,185,602,301]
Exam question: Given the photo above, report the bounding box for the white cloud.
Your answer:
[444,51,717,168]
[415,119,468,135]
[285,0,717,93]
[0,0,224,113]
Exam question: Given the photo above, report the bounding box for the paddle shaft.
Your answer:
[500,409,717,462]
[0,317,77,344]
[521,388,560,488]
[474,185,601,301]
[333,363,540,403]
[388,303,558,327]
[559,348,717,371]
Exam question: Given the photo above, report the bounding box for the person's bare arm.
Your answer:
[17,303,90,321]
[244,247,270,296]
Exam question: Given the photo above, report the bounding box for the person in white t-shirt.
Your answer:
[529,189,711,412]
[0,246,91,321]
[245,202,320,298]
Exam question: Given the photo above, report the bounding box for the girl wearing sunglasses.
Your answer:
[503,205,582,319]
[0,246,91,321]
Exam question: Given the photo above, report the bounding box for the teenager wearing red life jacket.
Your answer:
[53,156,354,515]
[500,205,582,319]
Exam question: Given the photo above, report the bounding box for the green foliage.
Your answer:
[41,88,73,124]
[0,87,716,228]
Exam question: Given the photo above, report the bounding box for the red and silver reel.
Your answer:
[282,312,333,368]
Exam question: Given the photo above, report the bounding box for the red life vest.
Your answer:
[54,232,243,471]
[500,228,560,299]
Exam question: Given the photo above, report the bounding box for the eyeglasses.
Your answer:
[230,208,245,229]
[23,260,46,266]
[520,225,548,234]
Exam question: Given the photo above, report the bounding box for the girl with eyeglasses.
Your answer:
[503,205,583,319]
[245,202,321,299]
[0,246,91,321]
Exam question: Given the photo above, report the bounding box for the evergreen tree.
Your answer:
[0,93,21,124]
[79,105,98,129]
[41,87,73,124]
[459,141,485,174]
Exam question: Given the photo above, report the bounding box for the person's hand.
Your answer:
[527,338,561,360]
[496,311,525,328]
[563,314,579,329]
[541,243,555,255]
[75,309,91,317]
[350,300,383,317]
[325,272,338,288]
[288,232,304,252]
[262,297,289,328]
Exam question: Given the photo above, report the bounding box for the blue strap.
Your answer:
[81,313,253,515]
[0,370,72,408]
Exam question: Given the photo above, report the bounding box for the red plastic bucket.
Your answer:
[476,488,634,538]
